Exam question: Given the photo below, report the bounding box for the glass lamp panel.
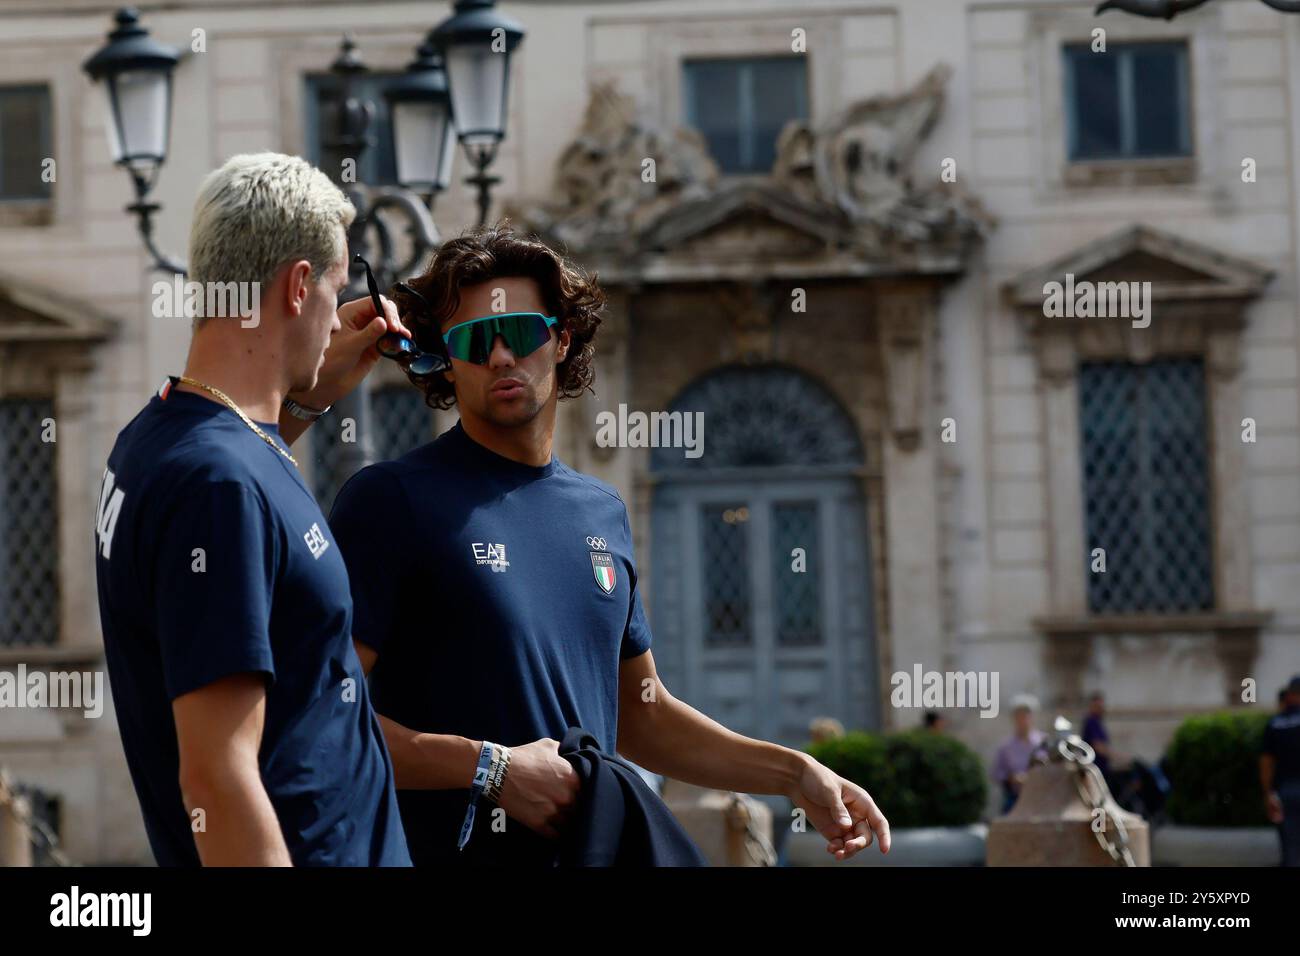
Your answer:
[392,100,443,187]
[113,69,169,169]
[435,113,457,190]
[445,45,507,145]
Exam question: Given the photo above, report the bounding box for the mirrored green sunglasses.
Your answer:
[442,312,559,365]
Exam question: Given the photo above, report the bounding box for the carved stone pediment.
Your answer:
[1006,223,1273,321]
[0,272,117,345]
[504,65,992,279]
[1006,224,1273,369]
[640,180,846,260]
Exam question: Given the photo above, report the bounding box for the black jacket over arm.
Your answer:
[558,728,708,867]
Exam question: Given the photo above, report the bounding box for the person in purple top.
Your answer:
[1080,692,1113,783]
[993,694,1046,813]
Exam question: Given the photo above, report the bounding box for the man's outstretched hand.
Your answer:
[790,758,891,861]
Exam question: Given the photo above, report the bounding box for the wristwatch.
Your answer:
[282,396,331,422]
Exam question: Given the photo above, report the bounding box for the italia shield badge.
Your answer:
[591,551,616,594]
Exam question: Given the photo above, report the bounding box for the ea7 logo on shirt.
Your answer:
[303,523,330,559]
[472,542,510,572]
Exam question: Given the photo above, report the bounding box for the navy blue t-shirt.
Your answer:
[94,381,410,867]
[1264,705,1300,787]
[328,421,653,863]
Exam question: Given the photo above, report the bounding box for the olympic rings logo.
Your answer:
[586,536,607,550]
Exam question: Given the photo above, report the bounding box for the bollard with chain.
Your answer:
[986,716,1149,866]
[724,792,778,867]
[0,768,73,867]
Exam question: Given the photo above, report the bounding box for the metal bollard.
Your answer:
[986,716,1149,866]
[0,772,35,867]
[662,781,776,866]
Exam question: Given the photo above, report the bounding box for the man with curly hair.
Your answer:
[328,224,890,867]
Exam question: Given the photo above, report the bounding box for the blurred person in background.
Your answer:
[1081,692,1115,787]
[809,717,846,744]
[1262,675,1300,866]
[993,694,1045,814]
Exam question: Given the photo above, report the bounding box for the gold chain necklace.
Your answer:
[177,376,297,466]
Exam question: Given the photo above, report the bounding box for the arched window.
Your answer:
[650,364,863,473]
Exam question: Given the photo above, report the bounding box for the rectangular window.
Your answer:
[1063,42,1191,161]
[0,398,59,645]
[0,85,53,201]
[303,73,401,186]
[1079,359,1214,613]
[683,56,808,173]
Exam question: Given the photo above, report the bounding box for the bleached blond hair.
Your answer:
[188,152,355,320]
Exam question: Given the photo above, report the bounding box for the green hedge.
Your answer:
[808,730,987,828]
[1164,710,1273,828]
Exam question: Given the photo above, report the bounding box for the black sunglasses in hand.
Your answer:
[353,253,451,378]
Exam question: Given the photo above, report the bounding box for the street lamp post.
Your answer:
[323,35,445,483]
[429,0,525,227]
[83,2,526,485]
[81,7,184,275]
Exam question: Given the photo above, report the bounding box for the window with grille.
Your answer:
[14,784,61,866]
[772,501,822,645]
[682,56,808,174]
[304,73,402,186]
[1064,41,1190,161]
[311,386,433,513]
[0,85,53,201]
[0,398,59,645]
[310,408,346,514]
[371,385,434,463]
[702,503,752,645]
[1079,359,1214,613]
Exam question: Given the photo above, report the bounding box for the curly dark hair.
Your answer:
[389,221,606,410]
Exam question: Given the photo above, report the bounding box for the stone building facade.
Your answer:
[0,0,1297,863]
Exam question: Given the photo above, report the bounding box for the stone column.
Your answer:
[1037,328,1087,615]
[1205,330,1253,610]
[1206,329,1261,704]
[582,286,634,498]
[55,361,102,656]
[875,281,945,728]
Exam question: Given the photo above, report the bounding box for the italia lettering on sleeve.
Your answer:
[96,468,126,560]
